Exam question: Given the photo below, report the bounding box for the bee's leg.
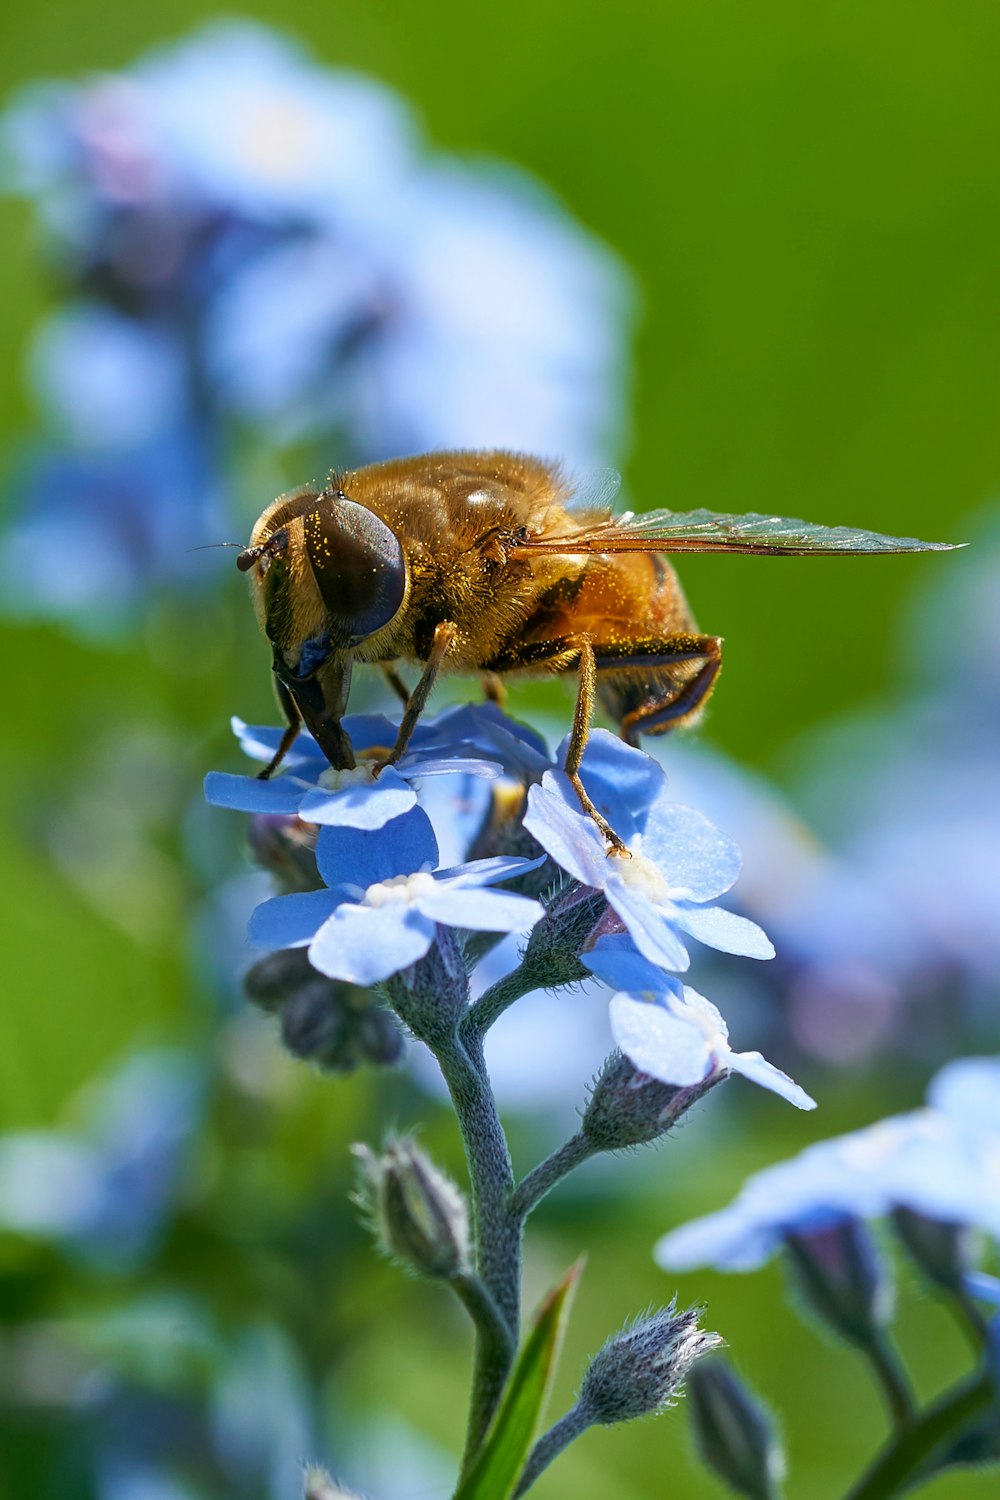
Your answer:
[482,672,507,708]
[381,622,458,768]
[598,634,722,746]
[258,678,302,780]
[382,664,411,706]
[563,638,630,856]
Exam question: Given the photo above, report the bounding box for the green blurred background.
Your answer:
[0,2,997,1496]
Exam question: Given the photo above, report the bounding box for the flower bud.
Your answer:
[687,1356,785,1500]
[579,1301,722,1425]
[303,1467,365,1500]
[518,884,608,988]
[784,1217,891,1346]
[383,927,469,1046]
[355,1137,470,1282]
[243,949,404,1073]
[891,1208,974,1296]
[247,813,320,892]
[582,1050,721,1150]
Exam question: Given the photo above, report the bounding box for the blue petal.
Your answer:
[583,937,683,996]
[640,801,742,900]
[435,854,547,887]
[299,767,416,828]
[341,713,400,752]
[656,1206,781,1272]
[415,885,544,932]
[204,770,306,814]
[315,806,439,891]
[523,776,610,888]
[249,889,338,948]
[609,993,714,1086]
[672,903,775,960]
[309,903,435,985]
[231,717,325,775]
[558,728,667,833]
[729,1051,817,1110]
[399,754,501,780]
[603,879,691,971]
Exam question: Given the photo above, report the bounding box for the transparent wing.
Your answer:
[564,466,623,515]
[512,507,961,557]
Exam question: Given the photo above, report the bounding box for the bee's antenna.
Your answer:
[187,541,245,553]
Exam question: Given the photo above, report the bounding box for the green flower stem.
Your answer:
[513,1405,591,1496]
[462,964,538,1039]
[434,1030,522,1467]
[845,1369,995,1500]
[866,1331,918,1429]
[511,1133,597,1222]
[453,1271,516,1375]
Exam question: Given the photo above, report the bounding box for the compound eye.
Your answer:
[303,497,406,644]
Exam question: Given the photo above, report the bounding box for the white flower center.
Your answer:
[613,848,675,907]
[318,765,376,792]
[363,872,437,908]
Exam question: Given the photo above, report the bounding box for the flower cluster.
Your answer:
[2,20,632,627]
[207,701,814,1114]
[658,1055,1000,1272]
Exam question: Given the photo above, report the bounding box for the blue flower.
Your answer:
[583,938,814,1109]
[206,712,501,832]
[0,1051,202,1268]
[249,805,545,985]
[523,756,774,973]
[657,1055,1000,1272]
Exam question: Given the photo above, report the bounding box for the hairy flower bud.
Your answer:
[355,1137,470,1282]
[517,884,608,988]
[579,1301,722,1425]
[243,948,403,1072]
[687,1357,785,1500]
[383,927,469,1046]
[582,1050,721,1150]
[247,813,319,892]
[891,1208,974,1296]
[303,1468,365,1500]
[784,1217,892,1346]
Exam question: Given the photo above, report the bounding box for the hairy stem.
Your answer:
[462,964,538,1040]
[866,1332,917,1429]
[453,1272,516,1373]
[511,1133,597,1221]
[845,1369,995,1500]
[434,1031,522,1469]
[513,1405,591,1496]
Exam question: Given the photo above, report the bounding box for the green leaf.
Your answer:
[454,1261,582,1500]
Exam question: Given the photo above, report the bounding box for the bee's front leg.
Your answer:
[258,677,302,780]
[378,621,458,770]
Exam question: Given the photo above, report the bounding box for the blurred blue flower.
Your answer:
[249,805,544,985]
[0,1050,202,1268]
[657,1055,1000,1272]
[2,20,633,623]
[523,756,774,972]
[584,937,814,1109]
[206,712,501,831]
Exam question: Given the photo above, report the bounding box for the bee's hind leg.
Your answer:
[615,636,723,745]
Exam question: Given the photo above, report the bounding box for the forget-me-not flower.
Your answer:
[657,1055,1000,1272]
[583,937,814,1110]
[249,804,545,986]
[523,749,774,973]
[205,713,501,831]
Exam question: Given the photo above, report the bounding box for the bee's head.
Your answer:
[241,483,407,660]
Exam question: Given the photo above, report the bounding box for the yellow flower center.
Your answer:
[363,872,437,908]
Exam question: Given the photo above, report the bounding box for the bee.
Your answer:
[236,450,956,850]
